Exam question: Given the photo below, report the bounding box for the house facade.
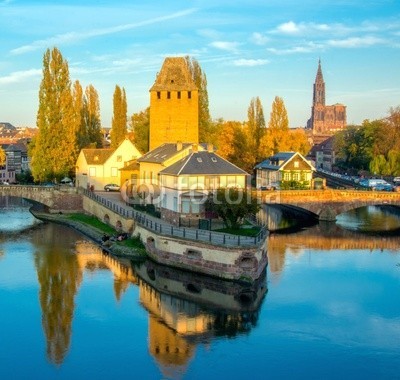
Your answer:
[75,138,142,191]
[158,150,249,226]
[255,152,315,190]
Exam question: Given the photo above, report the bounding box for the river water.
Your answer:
[0,198,399,379]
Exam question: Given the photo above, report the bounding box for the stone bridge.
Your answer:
[258,189,400,221]
[0,185,83,212]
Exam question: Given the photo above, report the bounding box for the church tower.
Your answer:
[149,57,199,150]
[307,59,346,140]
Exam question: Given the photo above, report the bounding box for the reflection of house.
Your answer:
[255,152,315,190]
[75,138,142,190]
[159,148,249,225]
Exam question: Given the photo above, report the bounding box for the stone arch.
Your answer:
[237,254,257,270]
[116,220,122,231]
[103,214,110,225]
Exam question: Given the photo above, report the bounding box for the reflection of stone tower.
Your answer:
[149,57,199,150]
[307,60,346,141]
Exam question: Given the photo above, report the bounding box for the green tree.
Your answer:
[110,85,127,148]
[84,84,103,148]
[185,56,213,144]
[129,107,149,153]
[247,96,266,164]
[206,188,260,229]
[31,47,77,182]
[73,80,88,150]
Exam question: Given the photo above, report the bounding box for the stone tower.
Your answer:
[149,57,199,150]
[307,60,346,141]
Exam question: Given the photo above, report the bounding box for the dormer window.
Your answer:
[197,157,203,162]
[211,157,217,162]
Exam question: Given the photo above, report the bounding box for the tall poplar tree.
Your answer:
[185,56,213,143]
[110,85,127,148]
[73,80,88,150]
[247,96,266,164]
[32,47,77,182]
[268,96,289,130]
[0,146,6,167]
[84,84,103,148]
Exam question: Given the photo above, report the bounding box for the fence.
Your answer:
[82,188,267,247]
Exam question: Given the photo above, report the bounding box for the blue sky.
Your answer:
[1,0,399,128]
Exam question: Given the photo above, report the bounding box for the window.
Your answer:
[167,91,171,99]
[177,91,181,99]
[211,157,217,162]
[294,161,299,168]
[117,155,122,162]
[89,167,96,177]
[197,157,202,162]
[173,197,178,212]
[111,167,118,177]
[188,91,191,99]
[157,91,161,99]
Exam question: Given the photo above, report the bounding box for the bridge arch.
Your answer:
[261,189,400,221]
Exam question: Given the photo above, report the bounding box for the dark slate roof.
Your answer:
[160,151,248,176]
[0,122,16,131]
[149,57,198,92]
[138,143,194,164]
[82,148,114,165]
[255,152,297,171]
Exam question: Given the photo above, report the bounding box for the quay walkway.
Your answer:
[83,189,267,248]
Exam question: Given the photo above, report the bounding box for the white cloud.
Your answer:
[251,32,270,45]
[233,58,269,67]
[268,41,323,55]
[327,36,385,48]
[0,69,41,84]
[10,8,198,55]
[209,41,240,52]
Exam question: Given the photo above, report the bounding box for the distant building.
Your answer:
[149,57,199,150]
[255,152,315,190]
[307,60,346,144]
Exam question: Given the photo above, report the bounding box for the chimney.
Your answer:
[176,141,183,151]
[207,143,213,153]
[192,143,198,153]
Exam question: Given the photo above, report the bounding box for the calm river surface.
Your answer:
[0,199,399,379]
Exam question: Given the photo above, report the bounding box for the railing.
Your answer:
[82,188,267,247]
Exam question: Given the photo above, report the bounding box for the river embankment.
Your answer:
[29,209,147,259]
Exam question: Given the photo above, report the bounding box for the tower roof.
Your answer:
[315,59,324,83]
[150,57,198,92]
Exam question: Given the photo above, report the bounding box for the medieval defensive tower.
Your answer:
[149,57,199,150]
[307,60,346,141]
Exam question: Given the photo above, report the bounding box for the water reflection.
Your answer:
[32,224,83,365]
[268,221,400,277]
[134,260,267,378]
[0,196,41,233]
[337,205,400,233]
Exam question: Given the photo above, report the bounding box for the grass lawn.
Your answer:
[67,213,115,234]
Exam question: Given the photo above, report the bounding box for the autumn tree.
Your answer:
[110,85,127,148]
[31,47,77,182]
[0,146,6,167]
[84,84,102,148]
[185,56,215,144]
[268,96,289,131]
[216,120,254,173]
[129,107,149,154]
[247,97,266,165]
[72,80,87,149]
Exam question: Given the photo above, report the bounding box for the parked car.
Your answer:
[104,183,120,192]
[373,183,393,191]
[393,177,400,184]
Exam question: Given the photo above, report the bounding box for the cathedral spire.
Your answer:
[313,59,325,106]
